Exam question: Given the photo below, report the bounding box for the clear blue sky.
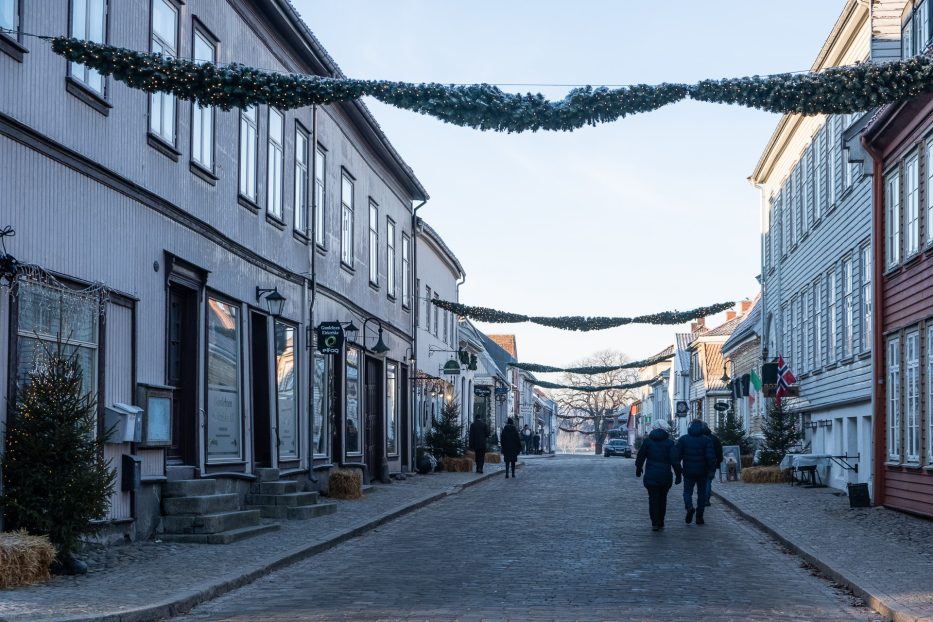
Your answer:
[294,1,844,368]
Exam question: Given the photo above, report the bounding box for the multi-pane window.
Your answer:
[905,153,919,257]
[386,362,398,456]
[150,0,177,143]
[830,115,841,207]
[238,106,258,201]
[0,0,17,35]
[368,202,379,285]
[425,286,431,333]
[782,304,791,360]
[888,337,901,461]
[791,168,799,247]
[885,170,901,267]
[904,15,916,58]
[191,31,215,170]
[70,0,107,94]
[918,1,932,53]
[275,322,298,460]
[433,294,439,337]
[813,279,823,369]
[815,127,825,220]
[827,270,837,363]
[927,140,933,244]
[401,234,411,308]
[801,290,810,374]
[294,126,309,233]
[314,148,326,246]
[792,296,800,372]
[803,148,813,231]
[843,257,853,357]
[266,109,284,219]
[928,326,933,462]
[906,331,921,462]
[387,219,396,298]
[783,189,791,255]
[443,308,449,343]
[861,246,871,351]
[345,346,362,455]
[206,299,243,462]
[341,174,354,266]
[312,352,330,457]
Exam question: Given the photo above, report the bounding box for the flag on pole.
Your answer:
[750,369,762,392]
[774,356,796,406]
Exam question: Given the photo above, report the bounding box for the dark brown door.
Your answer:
[250,312,272,468]
[167,285,198,466]
[400,365,410,470]
[365,356,384,482]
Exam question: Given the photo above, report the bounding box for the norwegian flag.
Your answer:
[774,356,796,406]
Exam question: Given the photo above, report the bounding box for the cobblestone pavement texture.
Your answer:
[0,470,488,622]
[174,456,881,622]
[715,479,933,621]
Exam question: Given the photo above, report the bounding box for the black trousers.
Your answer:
[646,484,672,527]
[505,460,516,476]
[475,450,485,472]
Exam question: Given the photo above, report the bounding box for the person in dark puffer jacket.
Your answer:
[703,424,724,507]
[676,419,716,525]
[636,421,682,531]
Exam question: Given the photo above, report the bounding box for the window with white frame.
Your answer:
[918,1,932,53]
[792,296,801,372]
[345,346,362,456]
[341,174,354,266]
[433,294,439,337]
[149,0,177,143]
[294,125,309,233]
[791,168,799,246]
[813,279,822,369]
[238,106,258,201]
[783,189,791,255]
[424,285,431,333]
[0,0,18,35]
[443,308,448,343]
[312,352,330,458]
[906,330,921,462]
[70,0,107,94]
[314,147,326,247]
[386,219,396,298]
[266,108,284,219]
[801,290,810,374]
[927,326,933,462]
[928,139,933,244]
[191,30,215,170]
[861,246,871,351]
[783,304,791,360]
[401,234,411,308]
[843,257,853,357]
[904,14,915,58]
[804,147,812,231]
[368,201,379,285]
[830,116,840,207]
[827,269,837,363]
[815,126,825,220]
[906,153,919,257]
[888,336,901,461]
[885,170,901,267]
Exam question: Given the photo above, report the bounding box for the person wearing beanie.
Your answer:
[702,423,724,507]
[676,419,716,525]
[635,420,682,531]
[499,417,522,478]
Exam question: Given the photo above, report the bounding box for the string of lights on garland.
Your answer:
[433,299,734,331]
[50,37,933,133]
[528,376,658,393]
[509,352,674,375]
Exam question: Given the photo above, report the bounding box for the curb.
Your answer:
[40,473,499,622]
[714,491,932,622]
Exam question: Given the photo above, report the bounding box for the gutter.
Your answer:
[410,199,427,469]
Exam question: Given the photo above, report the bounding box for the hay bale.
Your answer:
[485,452,502,464]
[441,456,474,472]
[0,531,56,589]
[329,468,362,499]
[741,466,793,484]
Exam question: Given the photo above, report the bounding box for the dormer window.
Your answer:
[903,0,932,58]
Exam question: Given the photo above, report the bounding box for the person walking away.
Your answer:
[521,424,532,455]
[500,418,522,478]
[676,419,716,525]
[703,424,723,507]
[533,431,541,454]
[469,414,489,474]
[636,421,682,531]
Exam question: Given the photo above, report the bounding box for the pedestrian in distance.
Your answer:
[521,424,533,455]
[703,424,724,507]
[636,420,682,531]
[468,414,489,474]
[533,431,541,455]
[676,419,717,525]
[500,417,522,478]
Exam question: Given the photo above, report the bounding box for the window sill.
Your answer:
[147,133,180,162]
[885,461,904,468]
[825,362,839,371]
[189,161,217,186]
[902,253,923,270]
[341,262,355,275]
[293,229,310,244]
[238,194,260,214]
[265,213,286,230]
[387,294,397,303]
[315,244,328,256]
[66,77,111,116]
[857,351,871,361]
[311,462,334,470]
[369,281,380,292]
[0,33,27,62]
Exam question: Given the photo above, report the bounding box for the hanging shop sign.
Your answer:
[675,401,689,417]
[316,322,344,355]
[442,358,461,375]
[714,402,731,412]
[474,386,492,397]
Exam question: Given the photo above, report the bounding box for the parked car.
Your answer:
[603,438,632,458]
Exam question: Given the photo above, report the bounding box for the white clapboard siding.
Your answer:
[104,302,133,521]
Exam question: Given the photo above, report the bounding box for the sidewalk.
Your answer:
[0,468,503,622]
[714,480,933,622]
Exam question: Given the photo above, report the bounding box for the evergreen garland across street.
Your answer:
[51,36,933,133]
[508,352,674,375]
[528,376,658,393]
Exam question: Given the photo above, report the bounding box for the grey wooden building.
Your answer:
[0,0,425,541]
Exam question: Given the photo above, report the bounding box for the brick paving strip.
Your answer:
[0,468,509,622]
[714,481,933,622]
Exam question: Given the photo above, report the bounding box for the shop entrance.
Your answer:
[365,356,385,482]
[250,312,272,468]
[167,284,199,467]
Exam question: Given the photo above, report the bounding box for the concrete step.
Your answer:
[361,485,378,494]
[287,502,337,520]
[255,505,290,519]
[162,509,260,535]
[254,468,280,482]
[162,493,238,516]
[165,465,197,481]
[163,479,216,498]
[259,481,298,495]
[245,492,319,507]
[160,523,279,544]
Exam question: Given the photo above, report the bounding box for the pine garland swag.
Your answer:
[509,351,674,374]
[528,376,657,392]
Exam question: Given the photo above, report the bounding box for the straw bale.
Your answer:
[329,468,362,499]
[0,531,56,589]
[465,450,501,464]
[741,466,793,484]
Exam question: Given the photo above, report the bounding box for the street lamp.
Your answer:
[361,317,390,358]
[342,320,360,344]
[256,286,286,317]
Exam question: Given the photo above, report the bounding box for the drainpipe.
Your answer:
[307,104,318,476]
[455,271,466,411]
[411,199,427,470]
[751,178,770,437]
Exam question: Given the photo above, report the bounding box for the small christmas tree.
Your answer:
[1,345,116,574]
[758,399,802,466]
[425,400,466,460]
[666,418,680,440]
[717,410,753,455]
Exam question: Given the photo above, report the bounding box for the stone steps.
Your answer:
[161,478,273,544]
[253,502,337,519]
[160,524,279,544]
[163,493,238,515]
[245,491,320,507]
[162,509,263,535]
[245,474,336,521]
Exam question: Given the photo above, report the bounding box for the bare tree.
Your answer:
[554,350,639,455]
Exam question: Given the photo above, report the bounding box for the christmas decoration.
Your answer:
[529,376,657,393]
[425,400,467,460]
[0,344,116,574]
[758,400,802,466]
[510,352,674,374]
[716,411,753,456]
[432,299,734,331]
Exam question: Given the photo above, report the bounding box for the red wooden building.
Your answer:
[863,91,933,518]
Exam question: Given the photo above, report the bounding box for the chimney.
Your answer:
[726,311,737,321]
[740,299,753,315]
[690,318,706,333]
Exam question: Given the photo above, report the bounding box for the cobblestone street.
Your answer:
[175,456,880,622]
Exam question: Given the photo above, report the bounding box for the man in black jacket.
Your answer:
[676,419,716,525]
[703,424,724,507]
[469,414,489,474]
